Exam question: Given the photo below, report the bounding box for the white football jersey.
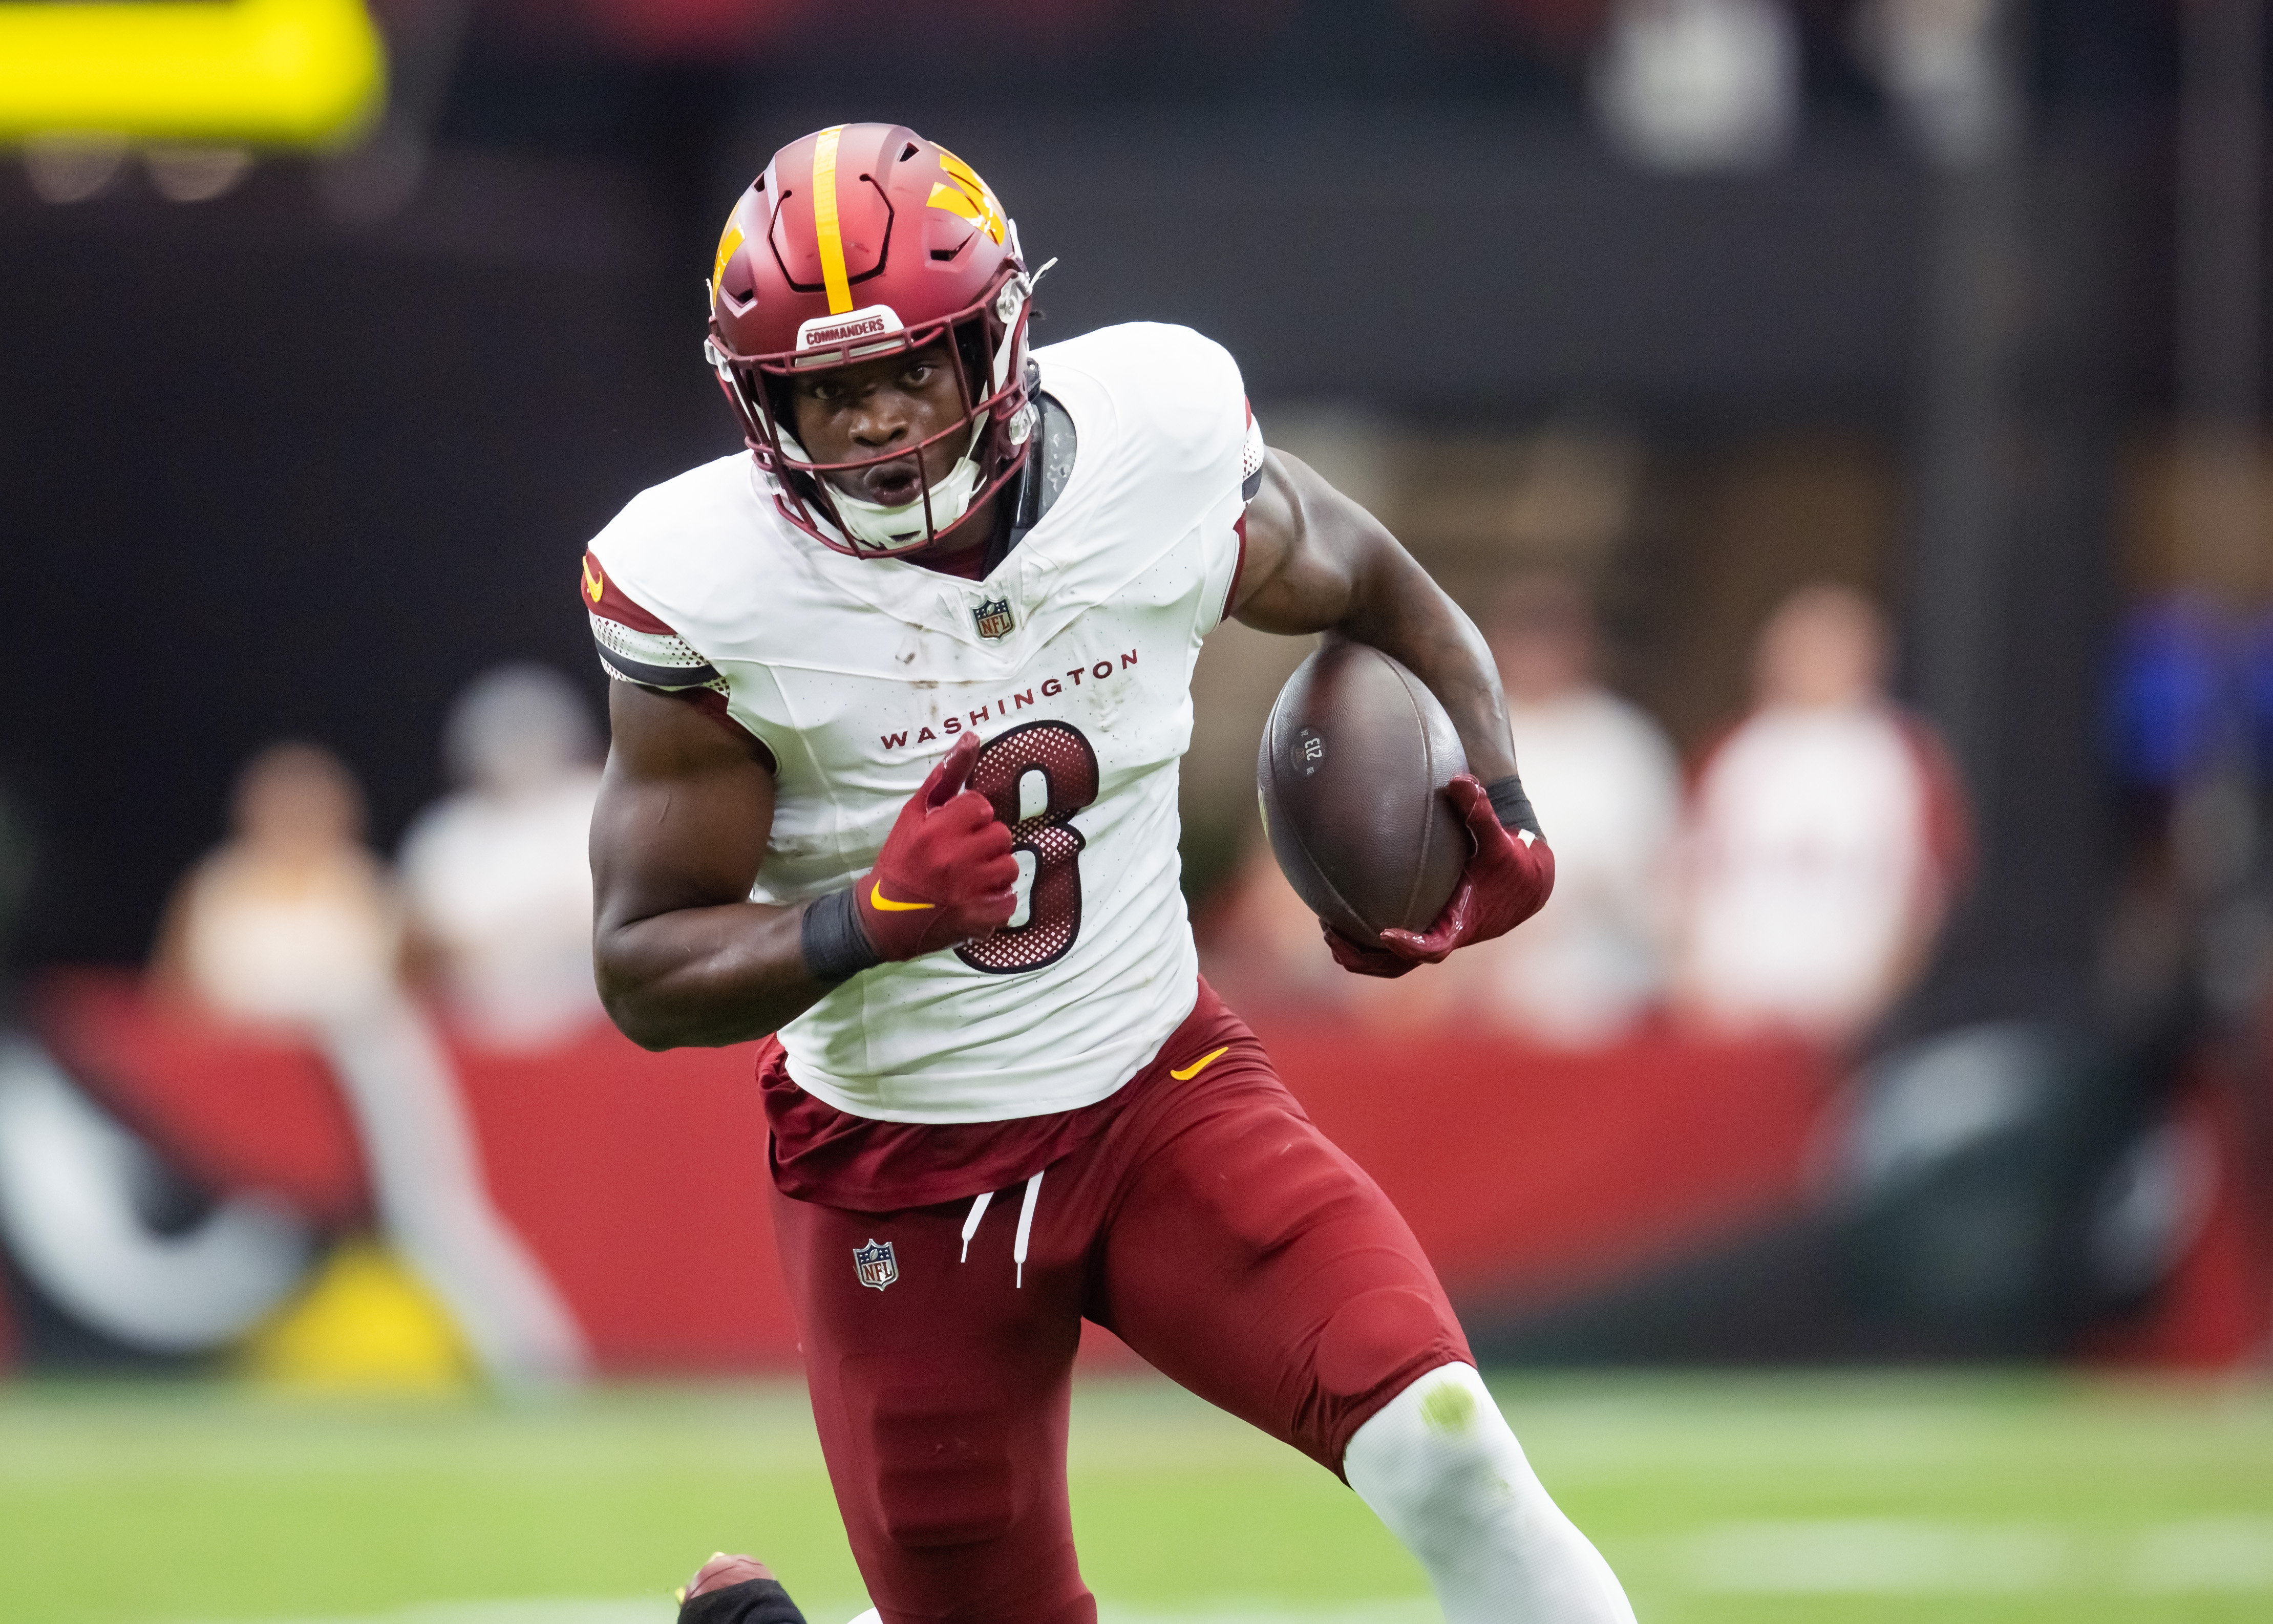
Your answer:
[585,323,1262,1123]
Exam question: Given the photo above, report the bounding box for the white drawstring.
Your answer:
[959,1190,993,1263]
[1013,1170,1043,1289]
[957,1172,1044,1287]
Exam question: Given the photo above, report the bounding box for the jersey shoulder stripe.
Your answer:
[582,550,723,690]
[580,547,774,767]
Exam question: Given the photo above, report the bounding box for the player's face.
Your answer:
[788,342,969,508]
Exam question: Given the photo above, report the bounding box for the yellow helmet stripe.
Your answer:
[810,124,853,315]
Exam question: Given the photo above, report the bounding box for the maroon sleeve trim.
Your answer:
[1220,510,1250,625]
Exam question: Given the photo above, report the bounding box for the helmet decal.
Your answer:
[926,149,1004,246]
[810,124,854,314]
[711,222,745,300]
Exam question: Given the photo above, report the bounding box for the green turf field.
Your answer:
[1,1371,2268,1623]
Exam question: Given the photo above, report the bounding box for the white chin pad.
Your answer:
[831,454,982,551]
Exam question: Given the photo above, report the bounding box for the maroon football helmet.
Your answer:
[704,123,1041,558]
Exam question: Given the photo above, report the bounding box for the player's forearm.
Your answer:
[1239,454,1517,783]
[1333,550,1518,784]
[594,900,829,1050]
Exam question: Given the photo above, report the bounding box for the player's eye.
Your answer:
[902,364,934,388]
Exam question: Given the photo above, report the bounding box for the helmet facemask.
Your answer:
[706,263,1040,559]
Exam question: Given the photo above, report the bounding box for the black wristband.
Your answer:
[800,887,882,984]
[1483,773,1542,840]
[679,1576,808,1624]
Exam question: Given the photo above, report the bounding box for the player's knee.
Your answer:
[1342,1363,1546,1553]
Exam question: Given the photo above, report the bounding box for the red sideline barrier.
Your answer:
[30,973,2270,1369]
[37,978,371,1225]
[1250,1013,1832,1299]
[31,973,1840,1372]
[36,973,793,1370]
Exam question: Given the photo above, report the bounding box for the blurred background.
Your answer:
[2,2,2271,1620]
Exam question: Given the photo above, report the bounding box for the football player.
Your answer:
[588,124,1634,1624]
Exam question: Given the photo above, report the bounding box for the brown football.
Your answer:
[1256,640,1469,942]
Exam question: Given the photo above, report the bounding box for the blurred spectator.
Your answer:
[2100,595,2273,1028]
[1592,0,1799,172]
[400,665,603,1049]
[1674,584,1970,1042]
[2107,594,2238,800]
[1455,575,1683,1046]
[152,743,402,1026]
[152,740,588,1383]
[1852,0,2014,167]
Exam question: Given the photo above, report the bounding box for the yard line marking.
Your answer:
[1684,1520,2069,1593]
[1681,1518,2273,1594]
[2129,1516,2273,1592]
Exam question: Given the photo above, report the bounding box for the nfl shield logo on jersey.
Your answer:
[854,1238,898,1291]
[972,595,1015,640]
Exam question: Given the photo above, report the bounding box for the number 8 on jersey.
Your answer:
[958,721,1100,973]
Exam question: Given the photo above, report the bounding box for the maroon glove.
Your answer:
[851,731,1020,961]
[1325,774,1556,979]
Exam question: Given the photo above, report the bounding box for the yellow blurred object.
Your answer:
[239,1238,475,1390]
[0,0,386,147]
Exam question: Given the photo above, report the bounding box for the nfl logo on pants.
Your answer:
[854,1238,898,1291]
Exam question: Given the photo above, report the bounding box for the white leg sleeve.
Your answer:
[1342,1362,1635,1624]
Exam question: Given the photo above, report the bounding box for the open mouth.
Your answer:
[843,454,925,509]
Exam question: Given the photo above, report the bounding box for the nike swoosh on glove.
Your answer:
[1324,774,1556,979]
[853,730,1021,961]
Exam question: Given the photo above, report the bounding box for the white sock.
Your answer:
[1342,1362,1635,1623]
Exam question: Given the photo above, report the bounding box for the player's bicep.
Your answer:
[591,682,775,932]
[1230,450,1373,635]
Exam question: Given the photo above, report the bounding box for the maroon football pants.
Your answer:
[768,996,1471,1624]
